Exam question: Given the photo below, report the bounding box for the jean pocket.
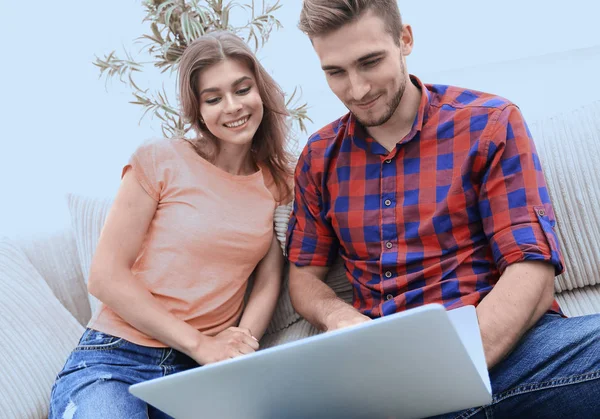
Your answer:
[75,328,125,351]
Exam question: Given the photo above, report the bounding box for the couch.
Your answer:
[1,102,599,418]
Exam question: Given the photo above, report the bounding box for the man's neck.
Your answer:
[366,80,422,152]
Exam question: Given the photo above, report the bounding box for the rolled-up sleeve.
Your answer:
[478,105,565,275]
[286,141,339,267]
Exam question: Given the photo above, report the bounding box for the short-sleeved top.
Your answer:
[287,75,564,317]
[89,138,283,347]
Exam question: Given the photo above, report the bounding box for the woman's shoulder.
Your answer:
[134,137,183,154]
[131,137,191,164]
[260,164,294,206]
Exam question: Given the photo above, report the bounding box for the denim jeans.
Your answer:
[431,313,600,419]
[49,328,199,419]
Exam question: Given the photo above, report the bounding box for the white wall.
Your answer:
[419,45,600,122]
[1,0,599,238]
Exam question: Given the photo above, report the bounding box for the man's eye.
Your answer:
[363,59,381,68]
[328,70,344,77]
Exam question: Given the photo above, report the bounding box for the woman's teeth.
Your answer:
[224,117,249,128]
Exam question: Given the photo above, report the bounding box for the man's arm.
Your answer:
[474,104,564,369]
[477,260,555,369]
[289,264,370,331]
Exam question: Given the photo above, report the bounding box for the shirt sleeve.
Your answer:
[478,105,565,275]
[261,165,294,207]
[121,140,164,201]
[286,142,339,267]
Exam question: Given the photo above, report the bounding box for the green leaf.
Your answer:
[165,4,177,31]
[180,12,190,42]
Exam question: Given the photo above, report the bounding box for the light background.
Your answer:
[2,0,599,238]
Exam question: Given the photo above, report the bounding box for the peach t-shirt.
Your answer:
[89,138,283,347]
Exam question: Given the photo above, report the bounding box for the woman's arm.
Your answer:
[238,233,284,340]
[88,169,257,364]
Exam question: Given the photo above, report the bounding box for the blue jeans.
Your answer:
[431,313,600,419]
[49,329,199,419]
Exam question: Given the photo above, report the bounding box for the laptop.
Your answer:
[130,304,492,419]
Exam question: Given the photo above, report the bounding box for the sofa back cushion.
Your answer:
[66,193,112,316]
[15,229,91,326]
[529,101,600,292]
[0,238,84,418]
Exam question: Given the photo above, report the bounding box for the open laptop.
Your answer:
[130,304,491,419]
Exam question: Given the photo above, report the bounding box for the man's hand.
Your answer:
[290,264,370,331]
[189,327,259,365]
[324,305,371,331]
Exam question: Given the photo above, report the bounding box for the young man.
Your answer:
[286,1,600,417]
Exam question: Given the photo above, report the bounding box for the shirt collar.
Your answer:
[347,74,430,156]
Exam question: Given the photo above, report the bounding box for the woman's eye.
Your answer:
[237,86,252,95]
[205,97,221,105]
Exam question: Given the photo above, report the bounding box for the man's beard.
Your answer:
[354,76,407,128]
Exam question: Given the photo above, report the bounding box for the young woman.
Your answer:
[49,31,293,418]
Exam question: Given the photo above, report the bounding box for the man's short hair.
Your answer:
[298,0,403,45]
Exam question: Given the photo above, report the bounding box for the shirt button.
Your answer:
[386,242,393,249]
[385,271,393,278]
[386,294,394,301]
[384,199,392,206]
[538,209,546,216]
[384,159,392,164]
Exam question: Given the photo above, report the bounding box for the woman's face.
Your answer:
[197,58,264,149]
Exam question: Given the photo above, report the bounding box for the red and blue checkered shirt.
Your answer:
[287,75,564,317]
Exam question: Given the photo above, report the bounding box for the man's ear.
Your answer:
[400,24,414,56]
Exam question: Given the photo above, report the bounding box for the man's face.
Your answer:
[312,11,413,127]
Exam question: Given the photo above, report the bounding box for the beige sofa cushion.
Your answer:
[556,284,600,317]
[529,101,600,292]
[66,193,112,316]
[0,238,84,418]
[15,229,91,326]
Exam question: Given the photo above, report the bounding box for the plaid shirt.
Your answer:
[287,75,564,317]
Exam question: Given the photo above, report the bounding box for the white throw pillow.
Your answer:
[15,229,92,326]
[65,193,112,316]
[0,238,84,418]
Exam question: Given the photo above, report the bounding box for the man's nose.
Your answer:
[348,72,370,102]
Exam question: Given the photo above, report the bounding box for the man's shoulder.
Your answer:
[426,83,515,113]
[304,113,352,154]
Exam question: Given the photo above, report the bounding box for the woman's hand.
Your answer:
[191,327,259,365]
